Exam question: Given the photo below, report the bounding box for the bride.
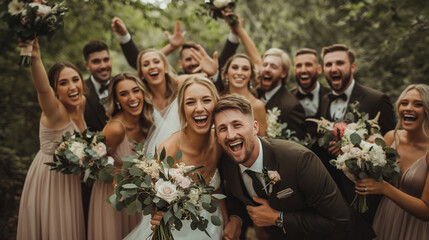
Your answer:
[124,76,227,239]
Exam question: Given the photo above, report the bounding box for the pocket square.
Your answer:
[277,188,293,199]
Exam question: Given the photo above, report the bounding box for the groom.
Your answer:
[214,94,351,240]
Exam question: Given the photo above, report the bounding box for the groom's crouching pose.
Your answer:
[214,94,351,240]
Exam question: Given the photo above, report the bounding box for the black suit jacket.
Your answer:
[291,84,331,138]
[317,82,395,236]
[84,78,108,132]
[264,86,306,139]
[220,138,351,240]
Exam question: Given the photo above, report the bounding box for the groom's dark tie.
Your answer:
[245,170,267,199]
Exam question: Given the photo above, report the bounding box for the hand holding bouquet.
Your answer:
[200,0,238,26]
[2,0,68,66]
[108,145,225,240]
[308,102,401,213]
[46,129,115,185]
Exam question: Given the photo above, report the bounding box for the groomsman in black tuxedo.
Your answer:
[81,40,112,236]
[215,94,351,240]
[291,48,330,137]
[259,48,306,139]
[318,44,395,239]
[82,40,112,132]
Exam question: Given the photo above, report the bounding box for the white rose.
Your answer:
[213,0,231,9]
[155,179,178,203]
[69,142,86,160]
[188,188,200,205]
[178,176,191,189]
[107,156,115,165]
[8,0,24,16]
[341,144,351,153]
[92,142,107,157]
[29,3,52,15]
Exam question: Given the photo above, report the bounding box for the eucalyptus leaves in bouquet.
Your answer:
[46,129,115,185]
[1,0,68,66]
[199,0,238,26]
[108,144,225,240]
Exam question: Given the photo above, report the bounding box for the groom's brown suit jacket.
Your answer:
[220,138,351,240]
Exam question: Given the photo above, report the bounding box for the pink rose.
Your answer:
[268,171,281,183]
[92,142,107,157]
[333,123,348,140]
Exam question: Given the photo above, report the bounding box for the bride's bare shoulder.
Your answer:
[157,131,181,158]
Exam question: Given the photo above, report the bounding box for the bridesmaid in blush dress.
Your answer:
[87,73,153,239]
[17,39,86,239]
[355,84,429,239]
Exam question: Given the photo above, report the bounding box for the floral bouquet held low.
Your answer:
[108,145,225,240]
[46,129,115,185]
[2,0,68,66]
[307,102,401,213]
[199,0,238,26]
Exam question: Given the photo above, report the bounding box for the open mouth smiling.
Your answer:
[228,140,243,152]
[193,116,208,127]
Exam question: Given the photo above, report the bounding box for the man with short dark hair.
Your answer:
[291,48,330,137]
[259,48,306,139]
[216,94,351,240]
[318,44,395,239]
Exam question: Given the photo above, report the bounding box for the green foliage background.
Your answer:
[0,0,428,238]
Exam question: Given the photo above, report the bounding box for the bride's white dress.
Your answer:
[123,169,224,240]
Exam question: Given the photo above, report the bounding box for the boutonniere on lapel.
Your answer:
[261,167,281,196]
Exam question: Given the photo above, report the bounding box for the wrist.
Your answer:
[275,211,284,228]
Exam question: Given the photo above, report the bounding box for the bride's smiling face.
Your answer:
[183,83,215,135]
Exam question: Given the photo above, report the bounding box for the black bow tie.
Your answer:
[296,91,313,100]
[328,93,347,102]
[99,84,109,94]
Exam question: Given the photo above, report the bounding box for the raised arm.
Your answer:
[112,17,139,69]
[230,13,262,73]
[27,39,64,124]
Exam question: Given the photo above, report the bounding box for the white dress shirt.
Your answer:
[90,76,109,110]
[298,82,321,117]
[329,79,355,120]
[239,138,266,198]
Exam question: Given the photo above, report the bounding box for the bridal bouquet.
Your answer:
[46,130,115,185]
[266,107,315,147]
[308,102,401,213]
[199,0,238,26]
[2,0,68,66]
[108,145,225,240]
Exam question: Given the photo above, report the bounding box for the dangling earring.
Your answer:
[249,80,253,89]
[225,77,229,87]
[116,102,121,110]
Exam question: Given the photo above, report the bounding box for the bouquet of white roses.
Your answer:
[2,0,68,66]
[308,102,401,213]
[266,107,315,147]
[108,144,225,240]
[199,0,238,26]
[46,129,115,185]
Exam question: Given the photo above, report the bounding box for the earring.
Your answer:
[225,77,229,87]
[249,81,253,89]
[116,102,121,110]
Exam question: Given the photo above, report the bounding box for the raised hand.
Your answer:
[221,10,243,35]
[111,17,128,36]
[164,20,186,49]
[246,197,279,227]
[190,44,218,77]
